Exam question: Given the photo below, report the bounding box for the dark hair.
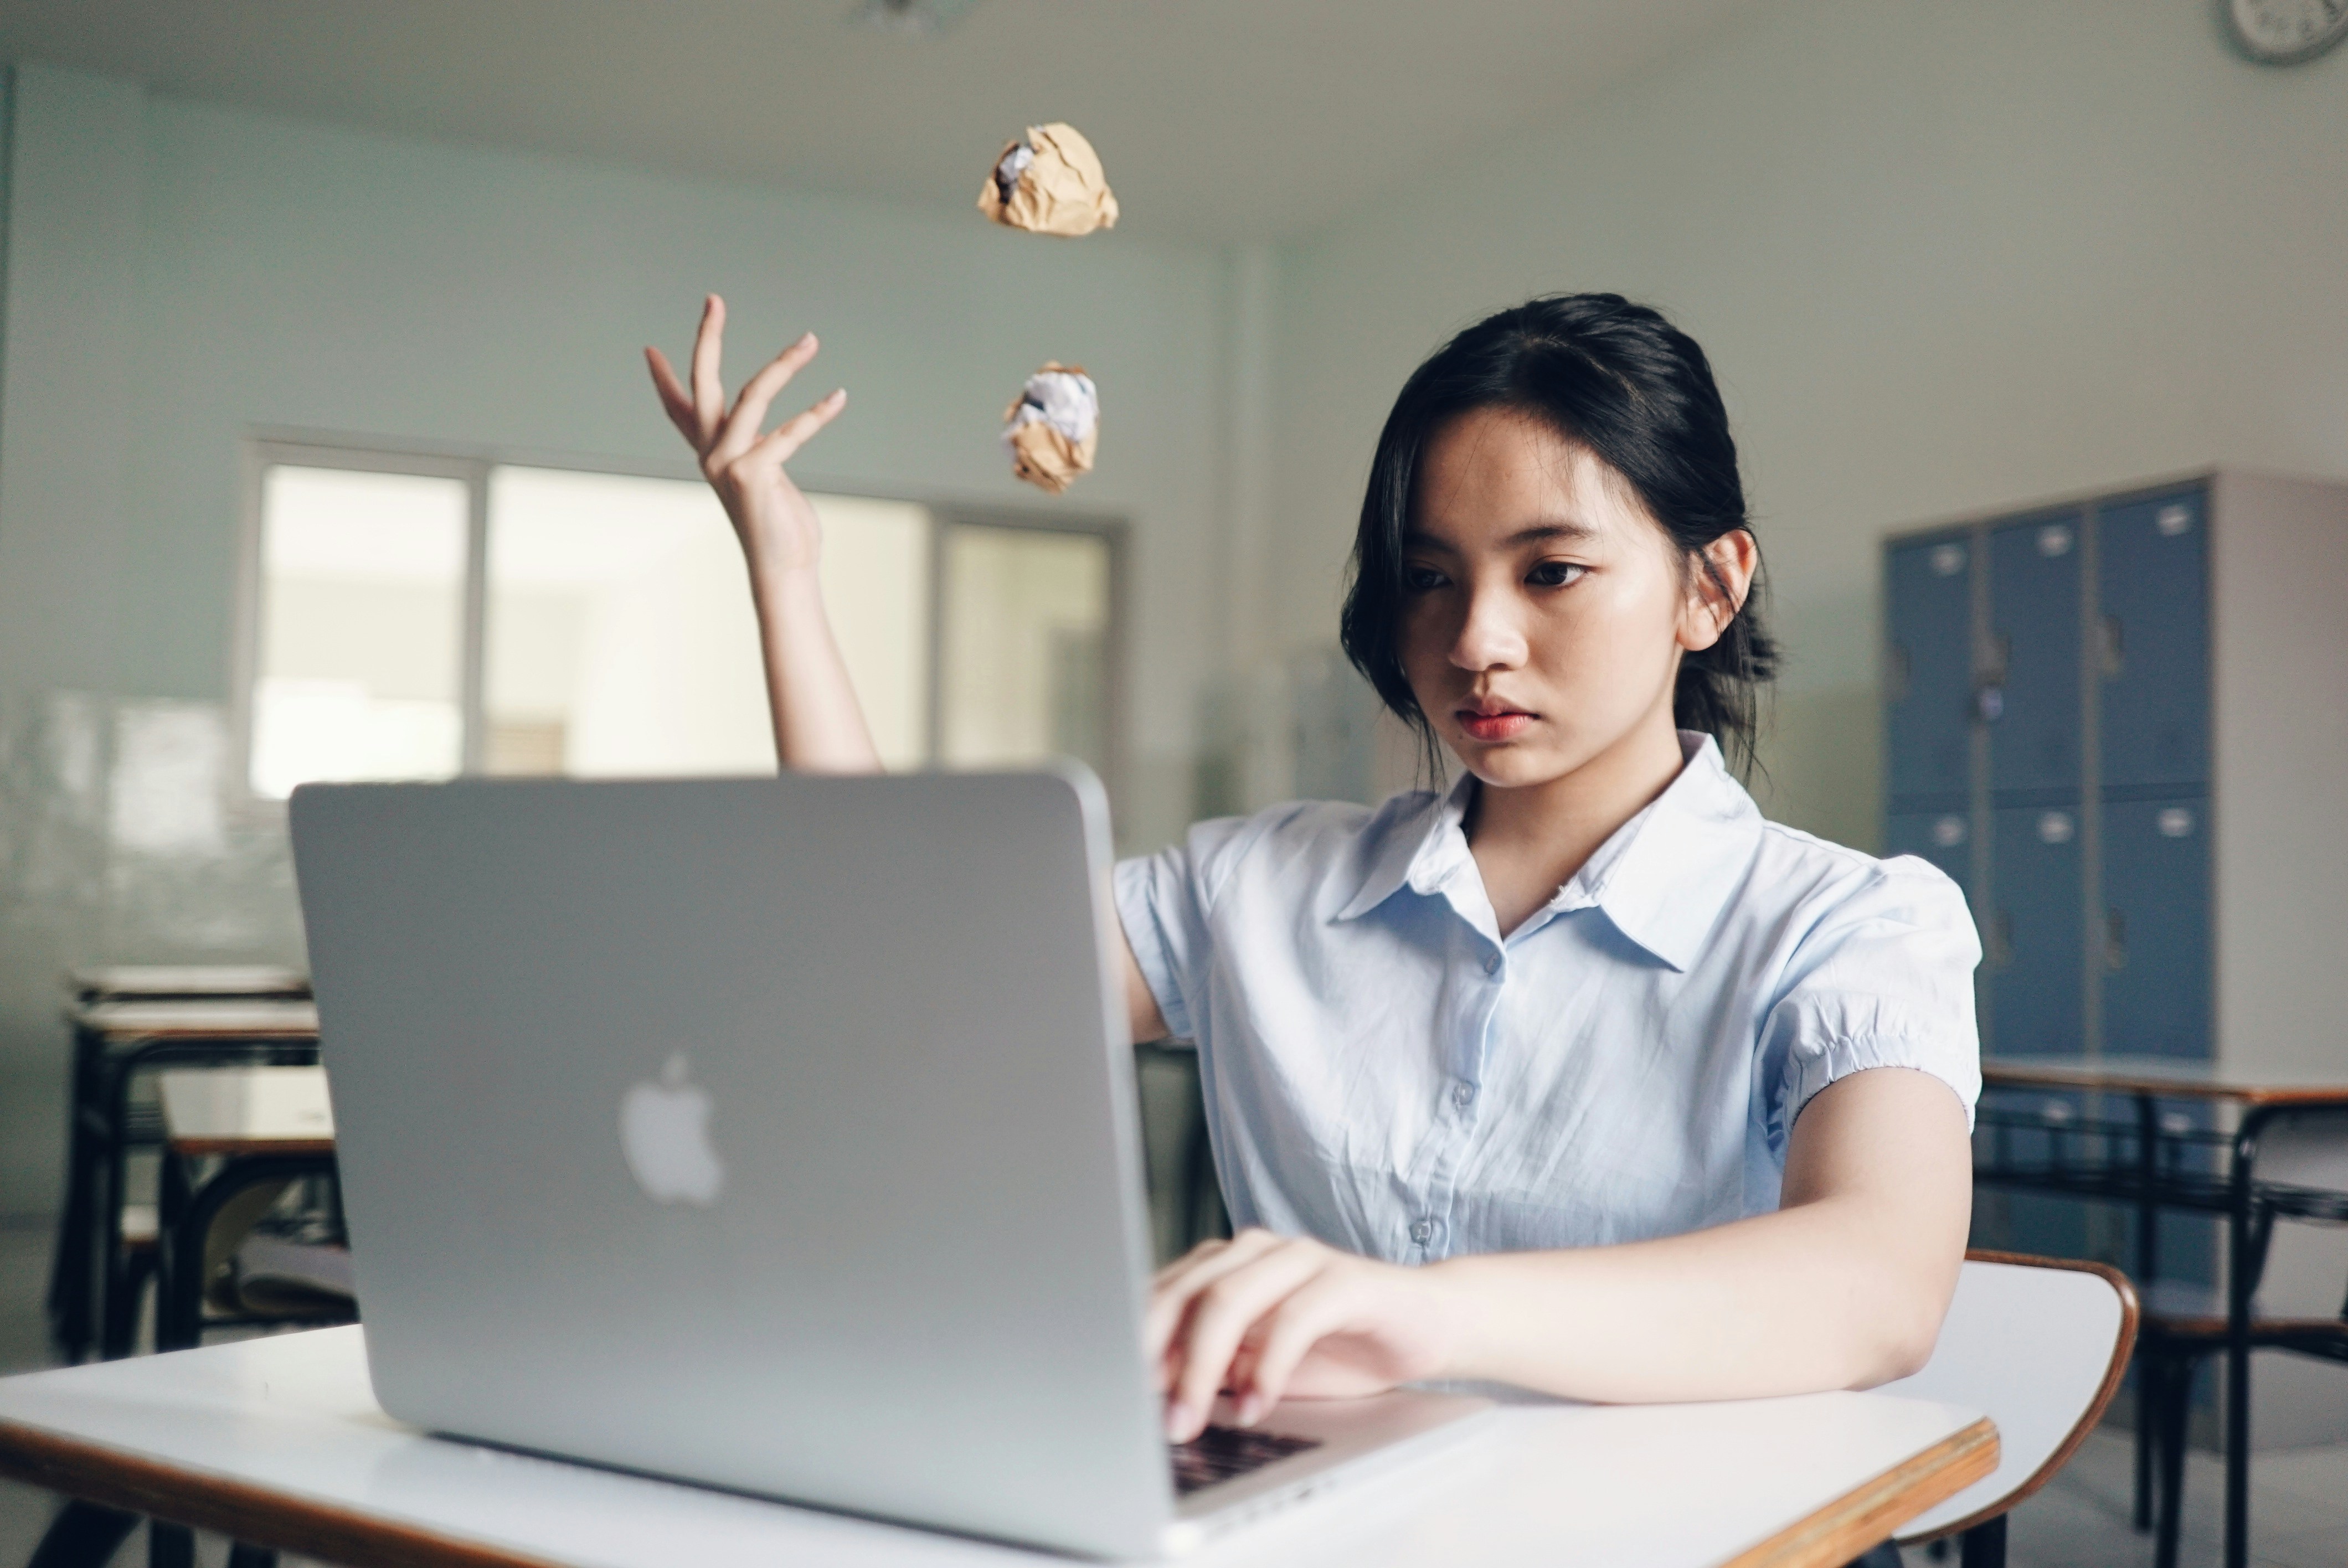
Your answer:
[1338,293,1777,780]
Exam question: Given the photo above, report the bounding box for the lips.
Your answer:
[1457,704,1535,743]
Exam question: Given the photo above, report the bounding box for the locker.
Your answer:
[1883,533,1974,806]
[1986,803,2084,1056]
[1987,513,2084,797]
[2101,795,2213,1060]
[1973,1087,2092,1261]
[1883,808,1973,893]
[2098,489,2210,791]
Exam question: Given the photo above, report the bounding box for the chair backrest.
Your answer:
[1880,1251,2138,1543]
[2251,1106,2348,1195]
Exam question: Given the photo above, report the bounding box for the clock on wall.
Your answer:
[2226,0,2348,63]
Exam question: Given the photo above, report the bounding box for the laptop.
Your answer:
[289,765,1490,1558]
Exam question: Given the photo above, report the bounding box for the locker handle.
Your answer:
[1887,644,1910,701]
[2099,615,2124,679]
[1989,910,2014,969]
[1974,684,2005,723]
[2103,907,2127,973]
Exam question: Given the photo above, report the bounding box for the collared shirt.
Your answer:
[1113,733,1981,1263]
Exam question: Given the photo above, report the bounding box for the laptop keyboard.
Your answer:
[1169,1426,1322,1496]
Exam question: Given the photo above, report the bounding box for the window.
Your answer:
[240,442,1120,799]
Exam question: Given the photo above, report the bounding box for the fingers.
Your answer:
[738,388,846,471]
[689,294,727,440]
[711,333,821,466]
[1145,1229,1279,1371]
[1229,1276,1351,1423]
[645,348,698,444]
[1163,1244,1327,1443]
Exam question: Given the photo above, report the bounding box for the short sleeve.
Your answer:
[1760,856,1984,1137]
[1112,813,1265,1045]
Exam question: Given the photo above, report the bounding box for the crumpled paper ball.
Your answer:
[978,123,1120,238]
[1002,364,1099,494]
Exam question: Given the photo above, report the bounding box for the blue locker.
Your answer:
[2102,796,2213,1060]
[1884,808,1973,893]
[1884,533,1974,806]
[1987,803,2084,1056]
[2098,489,2210,792]
[1987,513,2084,798]
[1973,1086,2092,1261]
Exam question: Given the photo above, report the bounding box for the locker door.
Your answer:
[2098,489,2210,792]
[1987,513,2083,798]
[1884,809,1973,896]
[2102,796,2213,1060]
[1986,803,2084,1056]
[1974,1087,2093,1261]
[1884,533,1974,806]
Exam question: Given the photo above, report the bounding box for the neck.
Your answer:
[1464,708,1690,935]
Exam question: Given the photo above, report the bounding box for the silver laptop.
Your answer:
[290,765,1488,1559]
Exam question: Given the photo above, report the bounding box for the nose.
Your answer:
[1450,584,1529,673]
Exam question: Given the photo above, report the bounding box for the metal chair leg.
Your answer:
[2155,1352,2196,1568]
[1958,1512,2007,1568]
[27,1501,138,1568]
[147,1520,193,1568]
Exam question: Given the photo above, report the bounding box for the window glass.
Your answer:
[483,470,934,776]
[250,466,467,798]
[939,525,1112,777]
[809,493,933,770]
[485,468,769,777]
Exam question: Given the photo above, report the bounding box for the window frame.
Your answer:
[233,431,1130,807]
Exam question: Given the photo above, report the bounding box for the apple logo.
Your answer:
[620,1052,724,1206]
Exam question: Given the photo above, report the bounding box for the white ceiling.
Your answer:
[0,0,1760,243]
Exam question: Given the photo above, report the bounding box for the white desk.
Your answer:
[0,1328,1992,1567]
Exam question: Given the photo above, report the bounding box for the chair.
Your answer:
[2135,1105,2348,1568]
[1878,1251,2139,1567]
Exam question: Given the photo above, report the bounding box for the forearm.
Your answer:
[1430,1196,1946,1401]
[1428,1068,1972,1402]
[747,564,883,774]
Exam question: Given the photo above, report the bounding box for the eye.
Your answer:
[1403,564,1450,593]
[1527,560,1588,589]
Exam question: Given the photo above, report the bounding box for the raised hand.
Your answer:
[1146,1229,1462,1443]
[646,296,876,773]
[646,295,846,577]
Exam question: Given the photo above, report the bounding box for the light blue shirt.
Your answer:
[1114,734,1981,1263]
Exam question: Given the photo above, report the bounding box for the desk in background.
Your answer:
[1976,1055,2348,1568]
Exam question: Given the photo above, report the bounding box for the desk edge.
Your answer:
[1719,1416,1999,1568]
[1979,1065,2348,1105]
[0,1417,564,1568]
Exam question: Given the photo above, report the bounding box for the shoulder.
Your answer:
[1178,791,1434,910]
[1739,822,1979,982]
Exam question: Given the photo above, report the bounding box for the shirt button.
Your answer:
[1409,1219,1433,1245]
[1484,952,1502,976]
[1453,1081,1475,1110]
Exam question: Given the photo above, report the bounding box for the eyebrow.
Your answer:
[1403,520,1599,552]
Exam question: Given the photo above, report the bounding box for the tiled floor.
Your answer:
[2,1211,2345,1567]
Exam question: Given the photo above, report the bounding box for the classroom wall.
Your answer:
[0,62,1232,1218]
[1263,0,2348,849]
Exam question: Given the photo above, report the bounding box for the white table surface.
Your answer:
[0,1328,1991,1567]
[157,1065,335,1149]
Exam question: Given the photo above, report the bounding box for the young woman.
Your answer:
[646,292,1980,1446]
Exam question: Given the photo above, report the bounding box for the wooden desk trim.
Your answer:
[1980,1062,2348,1106]
[1,1405,1998,1568]
[1724,1417,1997,1567]
[0,1421,561,1568]
[166,1135,337,1157]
